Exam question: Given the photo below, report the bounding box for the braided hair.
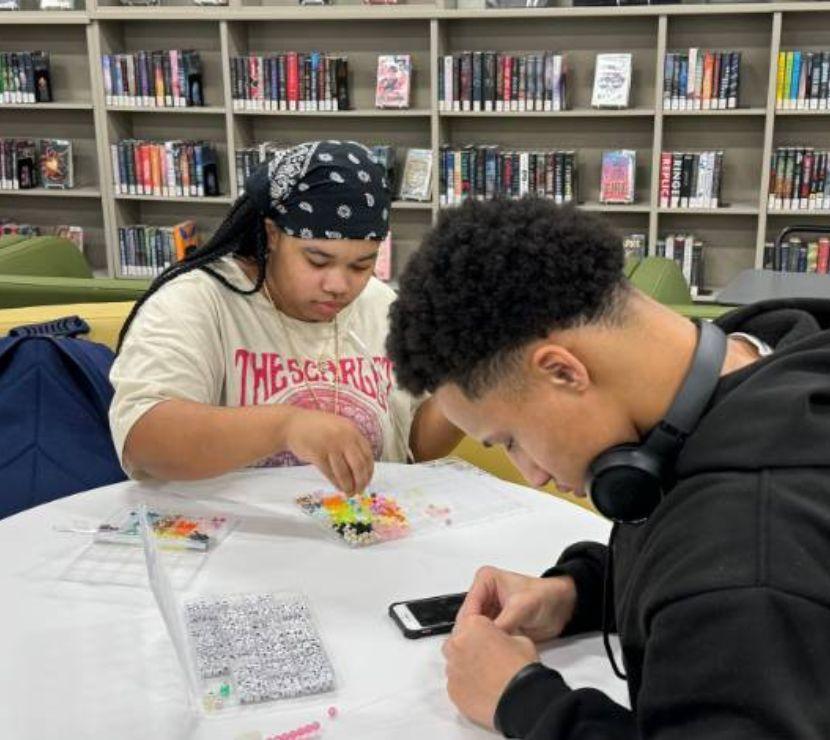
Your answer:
[117,140,391,352]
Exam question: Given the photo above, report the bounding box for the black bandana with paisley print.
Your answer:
[244,140,392,241]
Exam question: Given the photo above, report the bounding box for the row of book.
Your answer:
[654,233,705,294]
[1,51,52,104]
[0,138,73,190]
[230,54,349,112]
[658,151,724,209]
[0,220,39,236]
[438,52,567,113]
[234,142,397,196]
[0,220,84,249]
[102,50,204,108]
[117,220,199,278]
[110,140,220,197]
[767,147,830,212]
[439,146,577,206]
[662,50,741,110]
[763,236,830,274]
[776,51,830,111]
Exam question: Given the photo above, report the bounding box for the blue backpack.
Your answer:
[0,316,126,519]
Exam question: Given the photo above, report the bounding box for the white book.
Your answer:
[519,151,529,196]
[443,55,452,112]
[687,48,698,110]
[682,234,694,285]
[665,234,675,261]
[110,144,120,194]
[552,54,562,111]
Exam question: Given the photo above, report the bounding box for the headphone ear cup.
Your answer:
[588,446,665,524]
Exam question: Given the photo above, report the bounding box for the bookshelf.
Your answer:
[2,2,830,292]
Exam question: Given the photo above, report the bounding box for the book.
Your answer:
[599,150,635,204]
[622,233,647,261]
[55,225,84,252]
[591,53,632,108]
[172,219,199,261]
[16,140,37,189]
[399,148,432,202]
[374,231,393,281]
[38,138,72,189]
[375,54,411,109]
[370,144,396,191]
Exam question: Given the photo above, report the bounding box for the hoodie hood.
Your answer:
[676,298,830,477]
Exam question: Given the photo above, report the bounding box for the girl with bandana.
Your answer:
[110,141,462,492]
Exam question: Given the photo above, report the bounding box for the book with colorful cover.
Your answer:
[600,149,635,204]
[375,54,411,109]
[172,219,199,262]
[38,138,73,189]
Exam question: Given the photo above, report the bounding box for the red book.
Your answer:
[287,52,299,110]
[249,55,261,106]
[801,150,813,203]
[659,151,672,207]
[503,55,511,107]
[140,143,152,195]
[817,238,830,274]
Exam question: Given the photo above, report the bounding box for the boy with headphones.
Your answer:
[387,198,830,738]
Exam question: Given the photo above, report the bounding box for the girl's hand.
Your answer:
[284,408,375,493]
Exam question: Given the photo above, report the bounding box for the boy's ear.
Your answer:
[530,343,590,392]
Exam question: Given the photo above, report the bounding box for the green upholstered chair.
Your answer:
[0,235,31,250]
[0,236,92,279]
[0,275,150,309]
[0,236,150,308]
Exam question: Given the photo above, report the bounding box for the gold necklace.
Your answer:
[262,278,340,416]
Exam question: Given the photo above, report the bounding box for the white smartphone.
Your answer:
[388,592,467,639]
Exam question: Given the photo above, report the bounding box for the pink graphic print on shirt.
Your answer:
[233,349,395,467]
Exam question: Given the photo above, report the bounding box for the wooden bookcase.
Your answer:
[2,1,830,295]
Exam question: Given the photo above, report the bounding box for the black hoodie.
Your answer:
[495,299,830,739]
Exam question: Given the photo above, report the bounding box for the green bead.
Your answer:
[220,683,231,698]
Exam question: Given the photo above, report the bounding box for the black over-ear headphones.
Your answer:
[587,320,727,525]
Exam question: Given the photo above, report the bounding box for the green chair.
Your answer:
[0,236,92,279]
[0,275,150,309]
[0,235,31,250]
[628,256,731,320]
[0,236,151,309]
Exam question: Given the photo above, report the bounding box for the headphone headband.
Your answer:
[588,320,727,524]
[641,320,728,460]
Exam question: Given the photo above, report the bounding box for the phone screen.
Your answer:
[408,592,466,627]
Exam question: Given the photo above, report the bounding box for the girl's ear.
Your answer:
[264,218,280,243]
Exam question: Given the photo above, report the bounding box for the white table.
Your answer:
[0,462,627,740]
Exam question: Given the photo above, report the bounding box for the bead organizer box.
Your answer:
[137,506,335,716]
[185,593,336,711]
[296,491,410,547]
[296,462,527,547]
[95,508,234,551]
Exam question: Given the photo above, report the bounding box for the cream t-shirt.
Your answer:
[110,256,419,479]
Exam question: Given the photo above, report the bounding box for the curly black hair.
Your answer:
[387,198,627,398]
